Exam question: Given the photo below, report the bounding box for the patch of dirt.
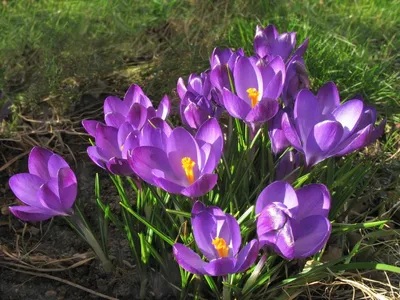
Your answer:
[0,139,178,299]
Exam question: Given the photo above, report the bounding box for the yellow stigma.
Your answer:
[181,157,196,184]
[247,88,260,108]
[120,144,124,151]
[212,237,229,258]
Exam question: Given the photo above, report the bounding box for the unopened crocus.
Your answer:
[9,147,77,221]
[281,55,310,107]
[268,109,290,155]
[254,24,309,62]
[209,47,244,93]
[256,181,331,259]
[173,201,259,276]
[177,72,223,129]
[83,83,171,175]
[83,83,170,137]
[282,82,386,166]
[223,56,285,133]
[275,150,302,183]
[84,122,139,176]
[128,118,223,197]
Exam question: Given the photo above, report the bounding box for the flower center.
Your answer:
[181,157,196,184]
[247,88,260,108]
[212,237,229,258]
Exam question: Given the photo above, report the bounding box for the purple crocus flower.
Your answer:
[281,82,386,166]
[83,121,139,176]
[275,150,302,183]
[223,56,285,133]
[256,181,331,259]
[173,201,259,276]
[177,73,223,129]
[128,118,223,197]
[82,83,171,176]
[254,24,309,62]
[209,48,244,93]
[9,147,77,221]
[268,109,290,155]
[83,83,170,137]
[281,55,310,107]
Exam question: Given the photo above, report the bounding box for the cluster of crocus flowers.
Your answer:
[177,72,223,129]
[6,23,387,284]
[9,147,77,221]
[256,181,331,259]
[173,201,259,276]
[82,84,170,176]
[128,118,223,197]
[281,82,386,166]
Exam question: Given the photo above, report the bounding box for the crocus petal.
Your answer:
[156,95,170,119]
[126,103,149,130]
[195,118,223,172]
[234,239,259,273]
[332,99,364,137]
[281,112,302,151]
[124,84,152,108]
[177,78,187,100]
[37,182,65,214]
[9,206,54,222]
[154,176,184,194]
[183,102,209,129]
[263,71,283,100]
[173,243,206,275]
[47,154,69,178]
[259,56,285,98]
[275,151,297,182]
[95,126,120,159]
[304,120,343,166]
[292,37,309,58]
[181,174,217,198]
[192,210,219,260]
[57,167,77,210]
[140,118,171,149]
[257,204,287,236]
[87,146,107,169]
[234,56,262,102]
[105,112,125,128]
[245,98,279,125]
[192,200,206,215]
[294,89,320,142]
[129,146,173,185]
[223,88,251,120]
[274,221,295,260]
[316,82,340,115]
[255,181,298,216]
[104,96,127,116]
[167,127,201,180]
[293,215,331,258]
[9,173,45,207]
[295,184,330,219]
[82,120,101,137]
[268,110,290,155]
[224,213,242,257]
[106,158,134,176]
[203,258,236,276]
[28,147,52,180]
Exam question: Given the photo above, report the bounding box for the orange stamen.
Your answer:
[181,157,196,184]
[212,237,229,258]
[247,88,260,108]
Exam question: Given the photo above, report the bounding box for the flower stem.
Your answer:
[223,280,231,300]
[67,213,113,272]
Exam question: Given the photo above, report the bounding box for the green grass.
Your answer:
[1,0,399,298]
